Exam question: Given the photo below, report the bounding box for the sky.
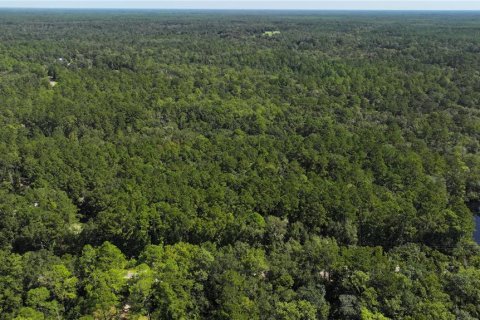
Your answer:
[1,0,480,10]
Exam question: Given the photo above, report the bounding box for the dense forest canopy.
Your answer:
[0,10,480,319]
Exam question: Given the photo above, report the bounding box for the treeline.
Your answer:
[0,11,479,319]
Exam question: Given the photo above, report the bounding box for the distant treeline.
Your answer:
[0,11,479,320]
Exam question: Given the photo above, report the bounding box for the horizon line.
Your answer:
[2,7,480,11]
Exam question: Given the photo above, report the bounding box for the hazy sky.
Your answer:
[1,0,480,10]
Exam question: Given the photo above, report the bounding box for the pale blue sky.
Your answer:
[1,0,480,10]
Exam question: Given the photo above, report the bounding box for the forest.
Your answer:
[0,9,480,319]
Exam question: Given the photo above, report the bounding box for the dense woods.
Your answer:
[0,10,480,319]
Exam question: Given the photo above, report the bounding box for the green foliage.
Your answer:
[0,10,479,319]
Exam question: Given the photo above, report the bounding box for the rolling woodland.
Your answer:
[0,10,479,319]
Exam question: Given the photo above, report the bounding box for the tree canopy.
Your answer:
[0,10,479,319]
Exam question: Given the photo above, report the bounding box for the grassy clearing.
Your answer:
[263,30,281,36]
